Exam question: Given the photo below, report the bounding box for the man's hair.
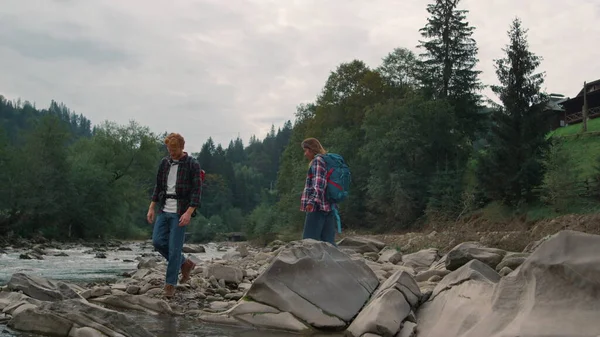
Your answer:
[165,133,185,149]
[301,137,327,155]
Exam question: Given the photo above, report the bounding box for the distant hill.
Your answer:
[0,95,92,143]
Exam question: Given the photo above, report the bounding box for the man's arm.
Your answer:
[150,159,165,207]
[185,159,202,214]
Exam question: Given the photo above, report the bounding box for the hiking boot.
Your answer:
[164,284,175,298]
[180,258,196,284]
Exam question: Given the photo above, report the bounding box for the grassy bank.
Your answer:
[549,118,600,178]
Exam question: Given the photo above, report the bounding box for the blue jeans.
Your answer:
[302,211,337,246]
[152,212,186,285]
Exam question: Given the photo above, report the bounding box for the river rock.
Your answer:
[7,298,154,337]
[346,288,411,337]
[236,311,310,333]
[137,257,161,269]
[0,292,41,312]
[7,273,83,302]
[337,237,386,254]
[495,252,528,271]
[199,239,379,333]
[401,248,440,272]
[204,265,244,284]
[414,269,450,282]
[416,259,500,337]
[182,244,205,253]
[498,266,513,276]
[200,300,311,333]
[126,285,140,295]
[222,251,242,260]
[70,326,107,337]
[19,253,43,260]
[444,242,506,271]
[253,252,272,262]
[89,293,174,315]
[417,230,600,337]
[244,239,379,329]
[398,321,417,337]
[346,270,421,337]
[80,286,112,299]
[236,244,249,258]
[377,248,402,264]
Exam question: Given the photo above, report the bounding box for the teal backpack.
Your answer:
[320,153,351,203]
[319,153,351,233]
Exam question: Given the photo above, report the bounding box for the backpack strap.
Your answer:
[332,207,342,234]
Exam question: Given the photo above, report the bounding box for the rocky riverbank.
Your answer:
[2,230,600,336]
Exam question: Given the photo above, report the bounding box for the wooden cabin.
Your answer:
[559,79,600,126]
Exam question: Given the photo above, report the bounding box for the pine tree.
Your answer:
[477,18,550,205]
[417,0,482,139]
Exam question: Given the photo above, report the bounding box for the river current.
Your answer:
[0,241,300,337]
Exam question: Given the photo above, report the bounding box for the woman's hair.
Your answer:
[301,138,327,155]
[165,133,185,149]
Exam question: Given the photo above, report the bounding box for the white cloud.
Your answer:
[1,0,599,152]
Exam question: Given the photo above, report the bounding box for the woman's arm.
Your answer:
[309,156,327,208]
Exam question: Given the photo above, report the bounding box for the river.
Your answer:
[0,241,303,337]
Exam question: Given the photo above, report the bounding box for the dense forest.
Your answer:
[0,95,292,242]
[1,0,598,243]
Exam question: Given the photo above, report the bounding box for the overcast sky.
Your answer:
[1,0,599,153]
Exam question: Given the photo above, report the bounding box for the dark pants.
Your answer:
[302,211,337,246]
[152,212,187,285]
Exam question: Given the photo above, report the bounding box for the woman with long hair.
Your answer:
[299,137,337,245]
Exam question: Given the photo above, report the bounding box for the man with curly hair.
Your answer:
[147,132,202,298]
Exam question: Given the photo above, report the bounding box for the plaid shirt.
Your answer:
[300,155,334,212]
[151,152,202,215]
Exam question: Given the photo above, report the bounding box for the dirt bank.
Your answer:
[343,213,600,254]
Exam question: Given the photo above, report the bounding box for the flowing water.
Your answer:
[0,241,226,284]
[0,241,307,337]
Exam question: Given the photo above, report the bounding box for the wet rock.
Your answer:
[337,237,386,254]
[444,242,506,271]
[7,273,83,302]
[378,248,402,264]
[182,244,205,253]
[204,265,243,284]
[7,298,154,337]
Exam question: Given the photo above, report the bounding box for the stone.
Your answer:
[7,273,83,302]
[245,239,379,330]
[444,242,506,271]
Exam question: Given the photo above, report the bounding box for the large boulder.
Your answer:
[7,273,83,302]
[416,259,501,337]
[89,293,174,315]
[201,239,380,332]
[7,298,154,337]
[346,270,421,337]
[401,248,440,272]
[443,242,506,271]
[417,230,600,337]
[246,239,380,328]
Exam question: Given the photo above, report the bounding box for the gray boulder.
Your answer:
[7,273,83,302]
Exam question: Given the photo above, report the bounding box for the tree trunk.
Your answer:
[583,81,588,132]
